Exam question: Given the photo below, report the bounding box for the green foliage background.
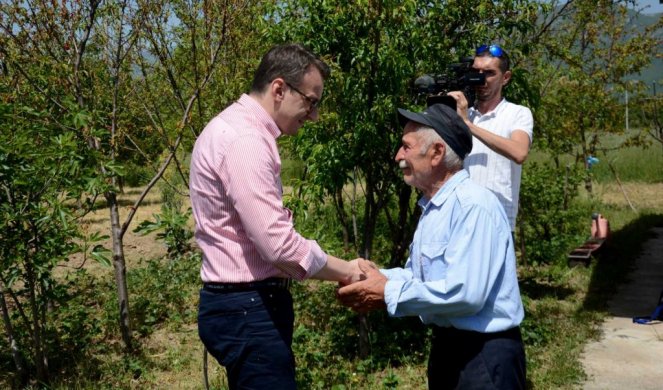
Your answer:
[0,0,661,388]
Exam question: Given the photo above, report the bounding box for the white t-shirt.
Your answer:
[464,99,533,231]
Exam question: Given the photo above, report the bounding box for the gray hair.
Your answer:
[414,125,463,171]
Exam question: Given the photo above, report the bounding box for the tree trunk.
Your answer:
[584,173,593,194]
[351,170,359,250]
[390,183,416,268]
[358,178,380,358]
[334,188,351,253]
[361,180,377,262]
[0,281,28,386]
[25,261,48,383]
[107,191,133,351]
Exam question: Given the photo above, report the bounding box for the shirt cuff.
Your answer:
[303,240,327,279]
[380,267,412,281]
[384,280,405,317]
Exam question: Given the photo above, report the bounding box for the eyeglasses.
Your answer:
[285,82,320,110]
[476,44,505,58]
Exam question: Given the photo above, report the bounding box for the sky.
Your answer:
[636,0,663,14]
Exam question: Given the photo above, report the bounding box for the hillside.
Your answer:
[628,11,662,91]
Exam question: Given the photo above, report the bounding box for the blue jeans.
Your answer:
[428,326,526,390]
[198,288,296,390]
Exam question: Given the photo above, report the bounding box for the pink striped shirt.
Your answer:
[189,94,327,283]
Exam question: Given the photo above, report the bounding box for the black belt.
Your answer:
[203,277,292,292]
[432,325,522,342]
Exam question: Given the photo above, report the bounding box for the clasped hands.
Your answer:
[338,259,387,313]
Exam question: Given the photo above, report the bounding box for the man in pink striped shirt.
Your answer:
[190,43,363,389]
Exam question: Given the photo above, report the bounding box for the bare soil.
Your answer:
[67,187,169,277]
[593,182,663,211]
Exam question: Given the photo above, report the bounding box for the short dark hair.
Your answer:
[476,50,510,74]
[250,43,330,93]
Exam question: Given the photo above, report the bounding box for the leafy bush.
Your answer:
[41,253,199,387]
[519,162,595,265]
[122,163,153,187]
[0,269,112,386]
[285,181,427,388]
[281,157,306,186]
[132,149,194,258]
[158,150,190,210]
[0,97,109,386]
[134,205,193,258]
[128,253,200,336]
[291,282,428,388]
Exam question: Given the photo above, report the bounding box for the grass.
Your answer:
[528,131,663,184]
[590,144,663,183]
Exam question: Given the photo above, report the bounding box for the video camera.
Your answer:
[414,57,485,110]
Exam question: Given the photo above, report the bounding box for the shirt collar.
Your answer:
[417,169,469,210]
[469,97,506,119]
[238,93,282,139]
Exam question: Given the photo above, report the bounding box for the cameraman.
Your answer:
[447,44,533,233]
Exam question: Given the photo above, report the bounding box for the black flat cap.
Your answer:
[397,104,473,159]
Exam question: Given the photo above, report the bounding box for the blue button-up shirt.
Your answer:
[382,170,524,333]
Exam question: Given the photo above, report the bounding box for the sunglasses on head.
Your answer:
[476,44,505,57]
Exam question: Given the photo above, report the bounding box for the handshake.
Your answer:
[336,259,387,313]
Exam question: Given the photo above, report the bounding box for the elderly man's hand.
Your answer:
[337,259,387,313]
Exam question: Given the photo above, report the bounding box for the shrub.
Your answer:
[134,205,194,258]
[129,253,200,336]
[519,162,595,265]
[291,282,428,388]
[122,163,153,187]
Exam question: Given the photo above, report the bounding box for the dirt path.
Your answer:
[581,227,663,389]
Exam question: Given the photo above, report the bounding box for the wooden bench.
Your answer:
[568,213,609,266]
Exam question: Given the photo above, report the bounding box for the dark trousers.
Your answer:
[428,326,526,390]
[198,287,296,390]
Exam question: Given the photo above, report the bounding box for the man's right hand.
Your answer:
[312,255,367,285]
[447,91,469,122]
[341,258,369,286]
[337,259,387,313]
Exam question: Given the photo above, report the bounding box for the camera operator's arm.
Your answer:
[447,91,531,165]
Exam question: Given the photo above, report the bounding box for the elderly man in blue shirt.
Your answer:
[337,103,526,390]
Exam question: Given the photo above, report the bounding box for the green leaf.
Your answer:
[90,245,112,267]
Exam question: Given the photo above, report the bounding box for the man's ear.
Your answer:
[271,78,286,102]
[430,141,446,167]
[502,70,512,86]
